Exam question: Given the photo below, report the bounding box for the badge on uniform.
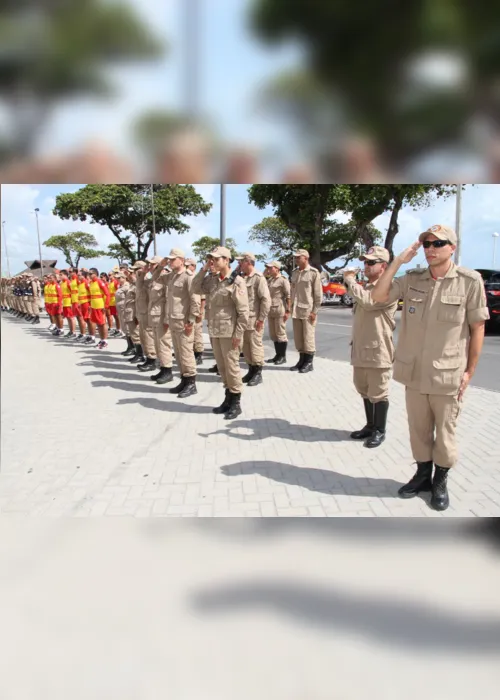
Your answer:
[409,306,416,314]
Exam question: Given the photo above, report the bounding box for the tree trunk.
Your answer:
[384,192,403,261]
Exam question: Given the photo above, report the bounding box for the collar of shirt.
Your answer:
[219,272,231,281]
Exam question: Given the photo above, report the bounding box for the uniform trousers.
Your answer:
[243,324,265,366]
[353,367,392,403]
[212,337,243,394]
[126,319,141,343]
[292,317,317,353]
[405,388,461,468]
[268,315,288,342]
[170,321,196,377]
[137,311,156,358]
[153,319,173,368]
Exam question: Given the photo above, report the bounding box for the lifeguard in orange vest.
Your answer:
[76,269,91,342]
[89,267,110,349]
[45,273,64,336]
[60,270,77,338]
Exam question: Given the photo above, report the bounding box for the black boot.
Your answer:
[350,399,375,440]
[224,392,242,420]
[242,365,256,384]
[194,351,203,365]
[274,341,287,365]
[299,353,314,373]
[178,375,197,398]
[208,364,219,373]
[431,466,450,511]
[398,461,433,499]
[213,389,231,414]
[364,400,389,448]
[247,365,263,386]
[266,342,279,363]
[121,336,134,355]
[32,317,40,325]
[129,344,145,363]
[290,353,304,371]
[169,376,188,394]
[138,357,156,372]
[156,367,173,384]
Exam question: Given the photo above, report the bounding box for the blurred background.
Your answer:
[1,0,500,184]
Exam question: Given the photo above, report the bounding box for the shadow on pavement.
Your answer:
[117,397,215,414]
[84,370,158,382]
[190,579,500,653]
[199,418,352,443]
[220,460,400,498]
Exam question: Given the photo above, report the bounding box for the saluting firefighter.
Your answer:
[290,249,323,373]
[265,261,291,365]
[372,225,490,511]
[186,258,205,365]
[235,252,271,386]
[148,256,174,385]
[135,260,157,371]
[343,247,398,449]
[124,266,144,362]
[192,254,220,373]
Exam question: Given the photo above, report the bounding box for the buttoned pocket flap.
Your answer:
[364,340,380,348]
[441,296,464,305]
[433,358,461,370]
[297,302,310,308]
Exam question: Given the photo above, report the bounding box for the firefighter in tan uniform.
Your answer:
[163,248,200,398]
[186,258,205,365]
[125,266,145,364]
[372,224,490,511]
[343,246,398,449]
[192,256,220,373]
[135,261,157,370]
[235,252,271,387]
[290,249,323,373]
[137,256,166,373]
[146,256,174,384]
[115,273,133,355]
[265,261,291,365]
[28,273,42,324]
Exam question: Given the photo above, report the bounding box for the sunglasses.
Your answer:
[365,260,383,266]
[422,240,451,249]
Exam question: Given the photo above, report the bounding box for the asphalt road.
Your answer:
[265,305,500,393]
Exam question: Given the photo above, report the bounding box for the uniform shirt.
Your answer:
[192,270,219,321]
[243,270,271,324]
[267,275,291,318]
[164,269,200,326]
[384,263,490,395]
[344,277,398,369]
[208,273,249,340]
[135,271,150,315]
[124,281,138,322]
[114,281,128,316]
[291,265,323,319]
[148,266,169,319]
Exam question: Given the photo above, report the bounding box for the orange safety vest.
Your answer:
[44,283,58,304]
[61,279,72,307]
[89,279,105,309]
[70,276,79,304]
[78,281,90,304]
[109,280,117,306]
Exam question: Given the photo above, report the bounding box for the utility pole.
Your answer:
[220,184,226,246]
[1,220,11,277]
[151,185,157,256]
[455,184,463,266]
[184,0,201,119]
[34,208,44,278]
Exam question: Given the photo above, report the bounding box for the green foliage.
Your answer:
[191,236,239,262]
[43,231,106,267]
[106,242,135,265]
[53,185,212,262]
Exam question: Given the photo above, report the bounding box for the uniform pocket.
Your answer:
[405,296,425,321]
[437,296,465,324]
[432,357,462,392]
[361,339,381,363]
[393,355,415,384]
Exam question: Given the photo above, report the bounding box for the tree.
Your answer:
[133,110,216,160]
[43,232,107,267]
[0,0,164,160]
[192,236,239,262]
[106,242,135,266]
[248,218,300,277]
[53,185,212,262]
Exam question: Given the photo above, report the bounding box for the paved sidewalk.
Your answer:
[2,313,500,517]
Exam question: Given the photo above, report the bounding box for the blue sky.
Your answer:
[2,184,500,276]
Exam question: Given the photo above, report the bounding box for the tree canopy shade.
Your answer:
[53,185,212,263]
[42,232,106,268]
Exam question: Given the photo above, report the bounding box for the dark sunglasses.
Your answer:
[423,240,451,249]
[365,260,383,266]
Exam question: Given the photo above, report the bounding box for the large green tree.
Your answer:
[43,231,106,267]
[53,185,212,263]
[0,0,164,160]
[250,0,500,166]
[192,236,239,262]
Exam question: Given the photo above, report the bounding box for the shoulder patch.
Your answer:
[456,267,481,280]
[406,267,426,275]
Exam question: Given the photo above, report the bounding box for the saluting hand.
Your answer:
[397,242,421,265]
[255,320,264,332]
[184,322,193,336]
[232,336,240,350]
[308,312,317,324]
[458,371,471,402]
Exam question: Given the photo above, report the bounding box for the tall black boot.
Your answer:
[213,389,231,414]
[178,375,197,398]
[194,351,203,365]
[364,400,389,448]
[431,466,450,511]
[224,392,242,420]
[247,365,263,386]
[169,376,188,394]
[138,357,156,372]
[121,336,134,355]
[266,342,279,363]
[208,364,219,373]
[299,353,314,373]
[156,367,173,384]
[350,399,375,440]
[398,462,433,499]
[290,353,305,372]
[242,365,256,384]
[128,344,145,363]
[274,341,288,365]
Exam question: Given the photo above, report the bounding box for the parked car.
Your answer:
[476,269,500,329]
[321,277,353,306]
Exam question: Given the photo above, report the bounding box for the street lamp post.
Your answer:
[493,232,499,268]
[34,208,44,279]
[1,220,11,277]
[220,184,226,246]
[455,184,463,266]
[151,185,157,256]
